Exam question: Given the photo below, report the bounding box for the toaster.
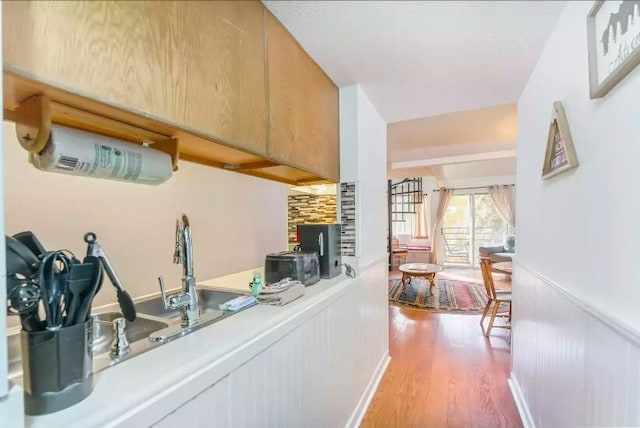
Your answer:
[264,251,320,286]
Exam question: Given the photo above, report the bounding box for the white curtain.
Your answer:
[431,188,453,265]
[413,197,430,239]
[488,185,516,227]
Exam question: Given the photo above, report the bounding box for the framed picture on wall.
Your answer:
[542,102,579,180]
[587,0,640,98]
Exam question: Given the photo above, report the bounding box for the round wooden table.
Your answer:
[493,262,513,275]
[399,263,443,295]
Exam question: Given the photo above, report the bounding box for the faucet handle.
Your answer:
[157,276,190,310]
[158,276,169,309]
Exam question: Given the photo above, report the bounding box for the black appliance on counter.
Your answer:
[297,224,342,279]
[264,251,320,286]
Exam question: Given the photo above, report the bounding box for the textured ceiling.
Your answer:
[264,1,566,122]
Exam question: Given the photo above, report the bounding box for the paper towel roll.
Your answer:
[29,125,173,185]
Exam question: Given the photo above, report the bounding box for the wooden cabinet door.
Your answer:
[266,13,340,182]
[3,1,267,155]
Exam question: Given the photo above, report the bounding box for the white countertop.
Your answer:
[26,266,358,427]
[198,268,264,294]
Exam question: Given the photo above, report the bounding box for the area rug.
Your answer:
[388,278,490,313]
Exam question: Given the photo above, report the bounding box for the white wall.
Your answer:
[339,85,388,267]
[516,0,640,329]
[2,122,288,308]
[513,1,640,426]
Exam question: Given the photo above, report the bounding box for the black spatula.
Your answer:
[63,263,94,327]
[75,256,103,324]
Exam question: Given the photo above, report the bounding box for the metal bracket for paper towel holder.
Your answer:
[4,95,180,171]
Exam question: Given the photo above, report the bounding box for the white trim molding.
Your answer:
[508,374,536,428]
[345,352,391,428]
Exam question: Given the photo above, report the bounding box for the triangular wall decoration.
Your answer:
[542,101,579,179]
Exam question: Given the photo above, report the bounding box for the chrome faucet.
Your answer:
[157,214,200,327]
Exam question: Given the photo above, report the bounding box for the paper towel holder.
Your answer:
[5,95,180,171]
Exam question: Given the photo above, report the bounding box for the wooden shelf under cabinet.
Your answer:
[3,73,330,185]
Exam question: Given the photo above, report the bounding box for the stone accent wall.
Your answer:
[340,182,357,256]
[288,194,337,244]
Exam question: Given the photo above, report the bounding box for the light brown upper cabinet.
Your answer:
[3,1,268,156]
[266,13,340,182]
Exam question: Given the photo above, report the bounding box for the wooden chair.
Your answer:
[391,237,408,269]
[479,256,512,337]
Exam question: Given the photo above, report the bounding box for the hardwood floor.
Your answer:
[361,269,521,428]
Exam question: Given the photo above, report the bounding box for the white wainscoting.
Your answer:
[151,259,389,428]
[511,264,640,428]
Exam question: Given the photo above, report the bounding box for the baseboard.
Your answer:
[508,373,535,428]
[344,351,391,428]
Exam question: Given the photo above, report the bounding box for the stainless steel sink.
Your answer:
[135,288,244,320]
[7,312,169,382]
[6,287,250,383]
[136,287,246,341]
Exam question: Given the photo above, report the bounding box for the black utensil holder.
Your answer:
[21,319,94,415]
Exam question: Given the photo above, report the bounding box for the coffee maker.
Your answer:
[296,224,342,279]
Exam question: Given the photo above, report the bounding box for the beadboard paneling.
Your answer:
[152,259,389,428]
[511,264,640,428]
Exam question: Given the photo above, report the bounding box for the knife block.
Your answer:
[21,319,94,415]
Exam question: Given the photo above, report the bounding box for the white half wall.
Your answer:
[150,259,390,428]
[514,1,640,426]
[2,122,288,308]
[339,85,388,267]
[512,264,640,428]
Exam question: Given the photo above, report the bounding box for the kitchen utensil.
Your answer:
[74,256,103,325]
[38,251,72,330]
[83,232,137,322]
[6,234,44,332]
[7,281,42,332]
[63,263,95,327]
[7,281,40,314]
[6,235,40,280]
[20,307,43,333]
[12,231,47,259]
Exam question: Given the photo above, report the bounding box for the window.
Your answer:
[441,192,513,266]
[392,194,416,236]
